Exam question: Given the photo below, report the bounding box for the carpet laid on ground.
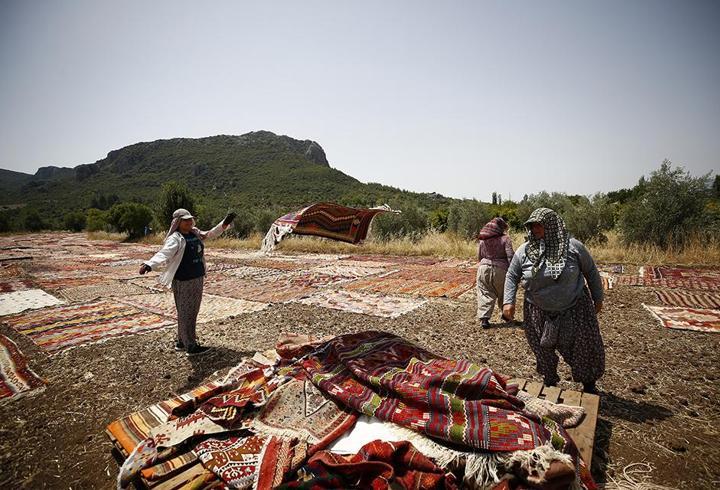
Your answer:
[0,334,45,404]
[118,292,269,322]
[654,290,720,310]
[0,289,64,316]
[292,289,426,318]
[3,301,174,354]
[643,304,720,333]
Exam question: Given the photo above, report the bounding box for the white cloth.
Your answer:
[328,415,404,454]
[0,289,64,316]
[143,220,227,288]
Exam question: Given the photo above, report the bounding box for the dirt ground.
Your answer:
[1,257,719,489]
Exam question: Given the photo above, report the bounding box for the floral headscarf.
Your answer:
[477,217,508,240]
[524,208,569,280]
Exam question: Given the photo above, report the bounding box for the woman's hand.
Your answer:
[502,304,515,321]
[595,301,603,314]
[222,212,236,228]
[139,264,151,275]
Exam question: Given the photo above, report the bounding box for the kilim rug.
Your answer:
[252,378,357,448]
[300,331,585,460]
[599,272,614,290]
[128,276,167,293]
[654,290,720,310]
[0,334,45,404]
[0,289,64,316]
[3,301,174,354]
[118,292,268,322]
[205,276,315,303]
[342,276,474,298]
[245,258,311,271]
[344,254,441,266]
[261,203,398,251]
[57,281,148,303]
[193,434,281,489]
[279,440,458,489]
[614,275,719,291]
[274,271,353,288]
[34,274,108,292]
[292,289,426,318]
[204,261,242,273]
[220,265,286,281]
[644,266,720,282]
[598,264,624,274]
[643,304,720,333]
[0,279,36,293]
[107,378,226,482]
[389,266,477,285]
[310,263,389,279]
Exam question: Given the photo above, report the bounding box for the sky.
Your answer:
[1,0,718,201]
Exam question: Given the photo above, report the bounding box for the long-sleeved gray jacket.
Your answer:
[503,238,603,312]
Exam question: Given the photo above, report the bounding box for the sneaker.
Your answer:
[174,341,185,351]
[186,344,211,357]
[480,319,491,329]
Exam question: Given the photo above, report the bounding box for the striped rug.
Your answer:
[0,334,45,404]
[3,301,173,354]
[654,290,720,310]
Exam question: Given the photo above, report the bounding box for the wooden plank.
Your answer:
[573,392,600,467]
[542,385,562,404]
[560,388,581,407]
[524,381,543,397]
[507,378,526,391]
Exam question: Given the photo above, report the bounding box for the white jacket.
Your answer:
[144,220,227,287]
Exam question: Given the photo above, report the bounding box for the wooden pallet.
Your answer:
[508,378,600,467]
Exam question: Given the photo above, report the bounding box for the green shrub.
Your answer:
[63,211,87,232]
[86,208,109,232]
[155,181,196,229]
[372,206,428,241]
[446,200,492,239]
[108,203,153,238]
[619,160,711,248]
[23,209,45,231]
[516,192,615,243]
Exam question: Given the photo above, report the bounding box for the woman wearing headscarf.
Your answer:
[502,208,605,393]
[139,208,235,356]
[476,217,514,329]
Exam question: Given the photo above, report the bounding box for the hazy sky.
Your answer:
[1,1,718,201]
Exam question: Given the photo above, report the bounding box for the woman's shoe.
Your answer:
[186,344,210,357]
[174,340,185,351]
[481,319,491,329]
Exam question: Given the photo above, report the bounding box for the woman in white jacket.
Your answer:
[139,208,234,356]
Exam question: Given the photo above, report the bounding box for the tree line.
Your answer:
[1,160,718,250]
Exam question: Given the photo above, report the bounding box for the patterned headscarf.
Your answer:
[524,208,569,280]
[477,217,508,240]
[165,209,205,241]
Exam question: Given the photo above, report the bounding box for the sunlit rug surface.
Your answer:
[0,289,64,316]
[0,334,45,404]
[292,289,426,318]
[643,304,720,333]
[118,292,269,322]
[654,290,720,310]
[3,301,174,354]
